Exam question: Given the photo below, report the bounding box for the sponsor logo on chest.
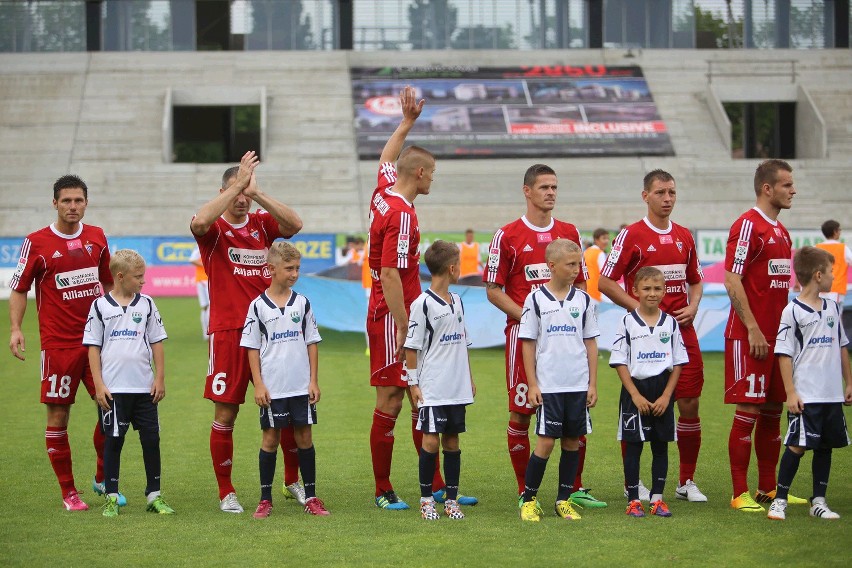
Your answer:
[524,263,551,281]
[55,267,99,289]
[228,247,268,267]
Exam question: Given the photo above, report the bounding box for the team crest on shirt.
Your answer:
[659,330,670,344]
[132,311,143,324]
[827,316,835,328]
[291,311,301,323]
[251,230,259,240]
[676,241,683,252]
[569,306,580,318]
[85,243,93,254]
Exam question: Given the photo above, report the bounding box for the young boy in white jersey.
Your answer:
[610,266,687,518]
[241,242,329,518]
[518,239,599,522]
[768,247,852,521]
[83,249,174,517]
[404,240,476,521]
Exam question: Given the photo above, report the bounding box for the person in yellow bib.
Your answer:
[815,220,852,305]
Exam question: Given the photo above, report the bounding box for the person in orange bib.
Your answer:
[458,229,482,280]
[815,220,852,305]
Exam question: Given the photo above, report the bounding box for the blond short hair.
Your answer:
[545,239,581,263]
[267,241,301,265]
[110,249,145,276]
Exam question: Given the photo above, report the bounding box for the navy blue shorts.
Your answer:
[417,405,467,434]
[783,403,850,449]
[534,391,590,439]
[617,372,675,443]
[259,395,316,430]
[100,393,159,438]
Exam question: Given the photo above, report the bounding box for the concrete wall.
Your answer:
[0,49,850,238]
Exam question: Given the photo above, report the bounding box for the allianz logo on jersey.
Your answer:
[55,267,99,289]
[807,335,833,346]
[546,324,577,333]
[228,247,268,266]
[767,259,791,275]
[271,330,300,341]
[110,329,138,338]
[637,350,668,360]
[440,332,463,343]
[524,263,550,281]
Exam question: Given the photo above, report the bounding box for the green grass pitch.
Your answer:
[1,297,850,567]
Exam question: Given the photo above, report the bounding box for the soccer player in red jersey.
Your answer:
[191,151,303,513]
[8,175,113,511]
[484,164,606,509]
[599,170,707,502]
[723,160,806,511]
[367,86,459,510]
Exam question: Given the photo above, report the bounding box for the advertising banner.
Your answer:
[351,65,674,158]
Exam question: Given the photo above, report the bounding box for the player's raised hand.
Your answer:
[95,384,113,411]
[254,382,271,407]
[234,151,260,190]
[151,378,165,404]
[243,172,259,199]
[9,329,25,361]
[399,85,425,122]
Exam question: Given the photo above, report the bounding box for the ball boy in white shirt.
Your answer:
[405,240,476,521]
[518,239,600,522]
[768,246,852,521]
[83,249,173,517]
[609,266,688,518]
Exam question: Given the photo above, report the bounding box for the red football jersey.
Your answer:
[724,207,792,339]
[10,223,112,349]
[601,218,703,316]
[194,211,282,333]
[484,216,587,327]
[367,163,422,321]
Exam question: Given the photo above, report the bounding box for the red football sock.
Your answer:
[46,427,76,497]
[729,410,757,496]
[677,417,702,485]
[210,422,235,500]
[507,421,530,495]
[755,409,782,493]
[410,411,444,491]
[371,409,397,496]
[573,435,586,489]
[93,422,105,483]
[280,425,300,486]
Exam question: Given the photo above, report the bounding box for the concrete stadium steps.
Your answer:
[0,49,849,237]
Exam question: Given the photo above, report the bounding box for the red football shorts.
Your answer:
[205,330,251,405]
[674,325,704,400]
[724,338,785,404]
[367,313,406,388]
[40,346,95,404]
[505,323,535,416]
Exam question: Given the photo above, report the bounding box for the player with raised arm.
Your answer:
[485,164,605,509]
[723,159,806,512]
[190,151,303,513]
[8,174,116,511]
[598,170,707,503]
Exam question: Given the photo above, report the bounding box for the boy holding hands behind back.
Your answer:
[518,239,599,522]
[610,266,687,518]
[405,240,476,521]
[768,246,852,521]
